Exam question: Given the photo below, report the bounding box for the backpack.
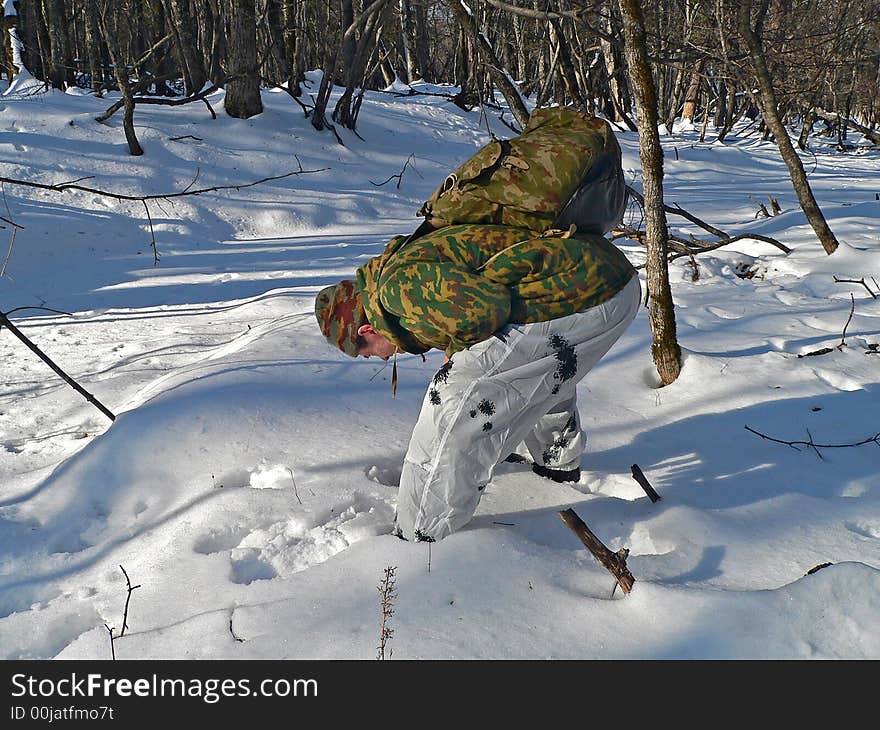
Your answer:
[416,107,627,236]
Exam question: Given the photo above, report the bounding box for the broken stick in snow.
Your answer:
[631,463,661,502]
[0,311,116,421]
[559,508,635,596]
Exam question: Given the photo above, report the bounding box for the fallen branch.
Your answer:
[833,276,877,299]
[370,153,420,189]
[0,215,24,230]
[812,108,880,145]
[838,293,855,348]
[613,225,791,266]
[0,161,327,263]
[0,162,326,202]
[117,565,141,638]
[104,565,141,660]
[559,508,635,596]
[229,613,245,643]
[620,187,791,257]
[796,293,855,357]
[744,424,880,452]
[631,464,661,502]
[805,562,833,576]
[97,82,221,123]
[0,310,116,421]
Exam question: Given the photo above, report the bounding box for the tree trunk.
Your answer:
[399,0,415,83]
[2,16,17,82]
[550,19,585,109]
[445,0,529,129]
[412,0,430,82]
[618,0,682,386]
[340,0,356,75]
[83,0,106,92]
[225,0,263,118]
[265,0,287,85]
[163,0,208,94]
[41,0,72,88]
[282,0,306,95]
[333,0,388,129]
[737,0,839,255]
[681,58,704,123]
[599,2,629,122]
[98,4,143,155]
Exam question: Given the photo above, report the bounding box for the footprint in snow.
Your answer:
[194,491,395,585]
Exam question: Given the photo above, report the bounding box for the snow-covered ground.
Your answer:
[1,74,878,659]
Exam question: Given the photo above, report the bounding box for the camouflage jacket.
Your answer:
[356,224,636,356]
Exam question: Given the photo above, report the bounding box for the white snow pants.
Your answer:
[395,273,641,542]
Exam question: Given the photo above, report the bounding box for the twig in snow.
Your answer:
[805,562,833,576]
[0,163,327,265]
[369,153,421,189]
[104,624,116,661]
[0,215,24,230]
[833,276,877,299]
[103,565,141,660]
[376,566,397,660]
[3,306,72,317]
[616,188,791,259]
[229,612,245,643]
[838,294,855,349]
[744,424,880,454]
[796,294,856,358]
[1,182,21,278]
[287,466,303,505]
[0,310,117,421]
[0,164,327,202]
[559,508,635,596]
[630,464,661,502]
[117,565,141,638]
[142,201,159,264]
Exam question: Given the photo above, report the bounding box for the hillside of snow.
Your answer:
[1,75,878,659]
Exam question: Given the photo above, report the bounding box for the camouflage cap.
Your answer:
[315,280,368,357]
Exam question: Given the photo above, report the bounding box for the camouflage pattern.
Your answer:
[355,223,636,357]
[418,107,622,233]
[314,280,368,356]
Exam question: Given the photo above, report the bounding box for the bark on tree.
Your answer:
[412,0,430,82]
[1,15,17,82]
[333,0,391,130]
[445,0,529,129]
[681,58,704,122]
[225,0,263,118]
[618,0,682,386]
[737,0,839,255]
[282,0,306,95]
[98,2,143,155]
[83,0,106,92]
[398,0,415,83]
[549,18,585,108]
[163,0,208,95]
[41,0,74,88]
[204,0,226,86]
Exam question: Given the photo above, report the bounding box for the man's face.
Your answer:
[357,327,397,361]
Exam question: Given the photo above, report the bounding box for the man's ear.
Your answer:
[357,323,376,337]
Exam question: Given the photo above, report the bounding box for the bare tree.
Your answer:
[736,0,839,255]
[225,0,264,118]
[618,0,682,386]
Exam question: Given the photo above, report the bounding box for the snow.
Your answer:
[1,75,878,660]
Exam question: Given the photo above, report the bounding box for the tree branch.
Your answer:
[559,508,635,596]
[0,310,117,421]
[744,424,880,452]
